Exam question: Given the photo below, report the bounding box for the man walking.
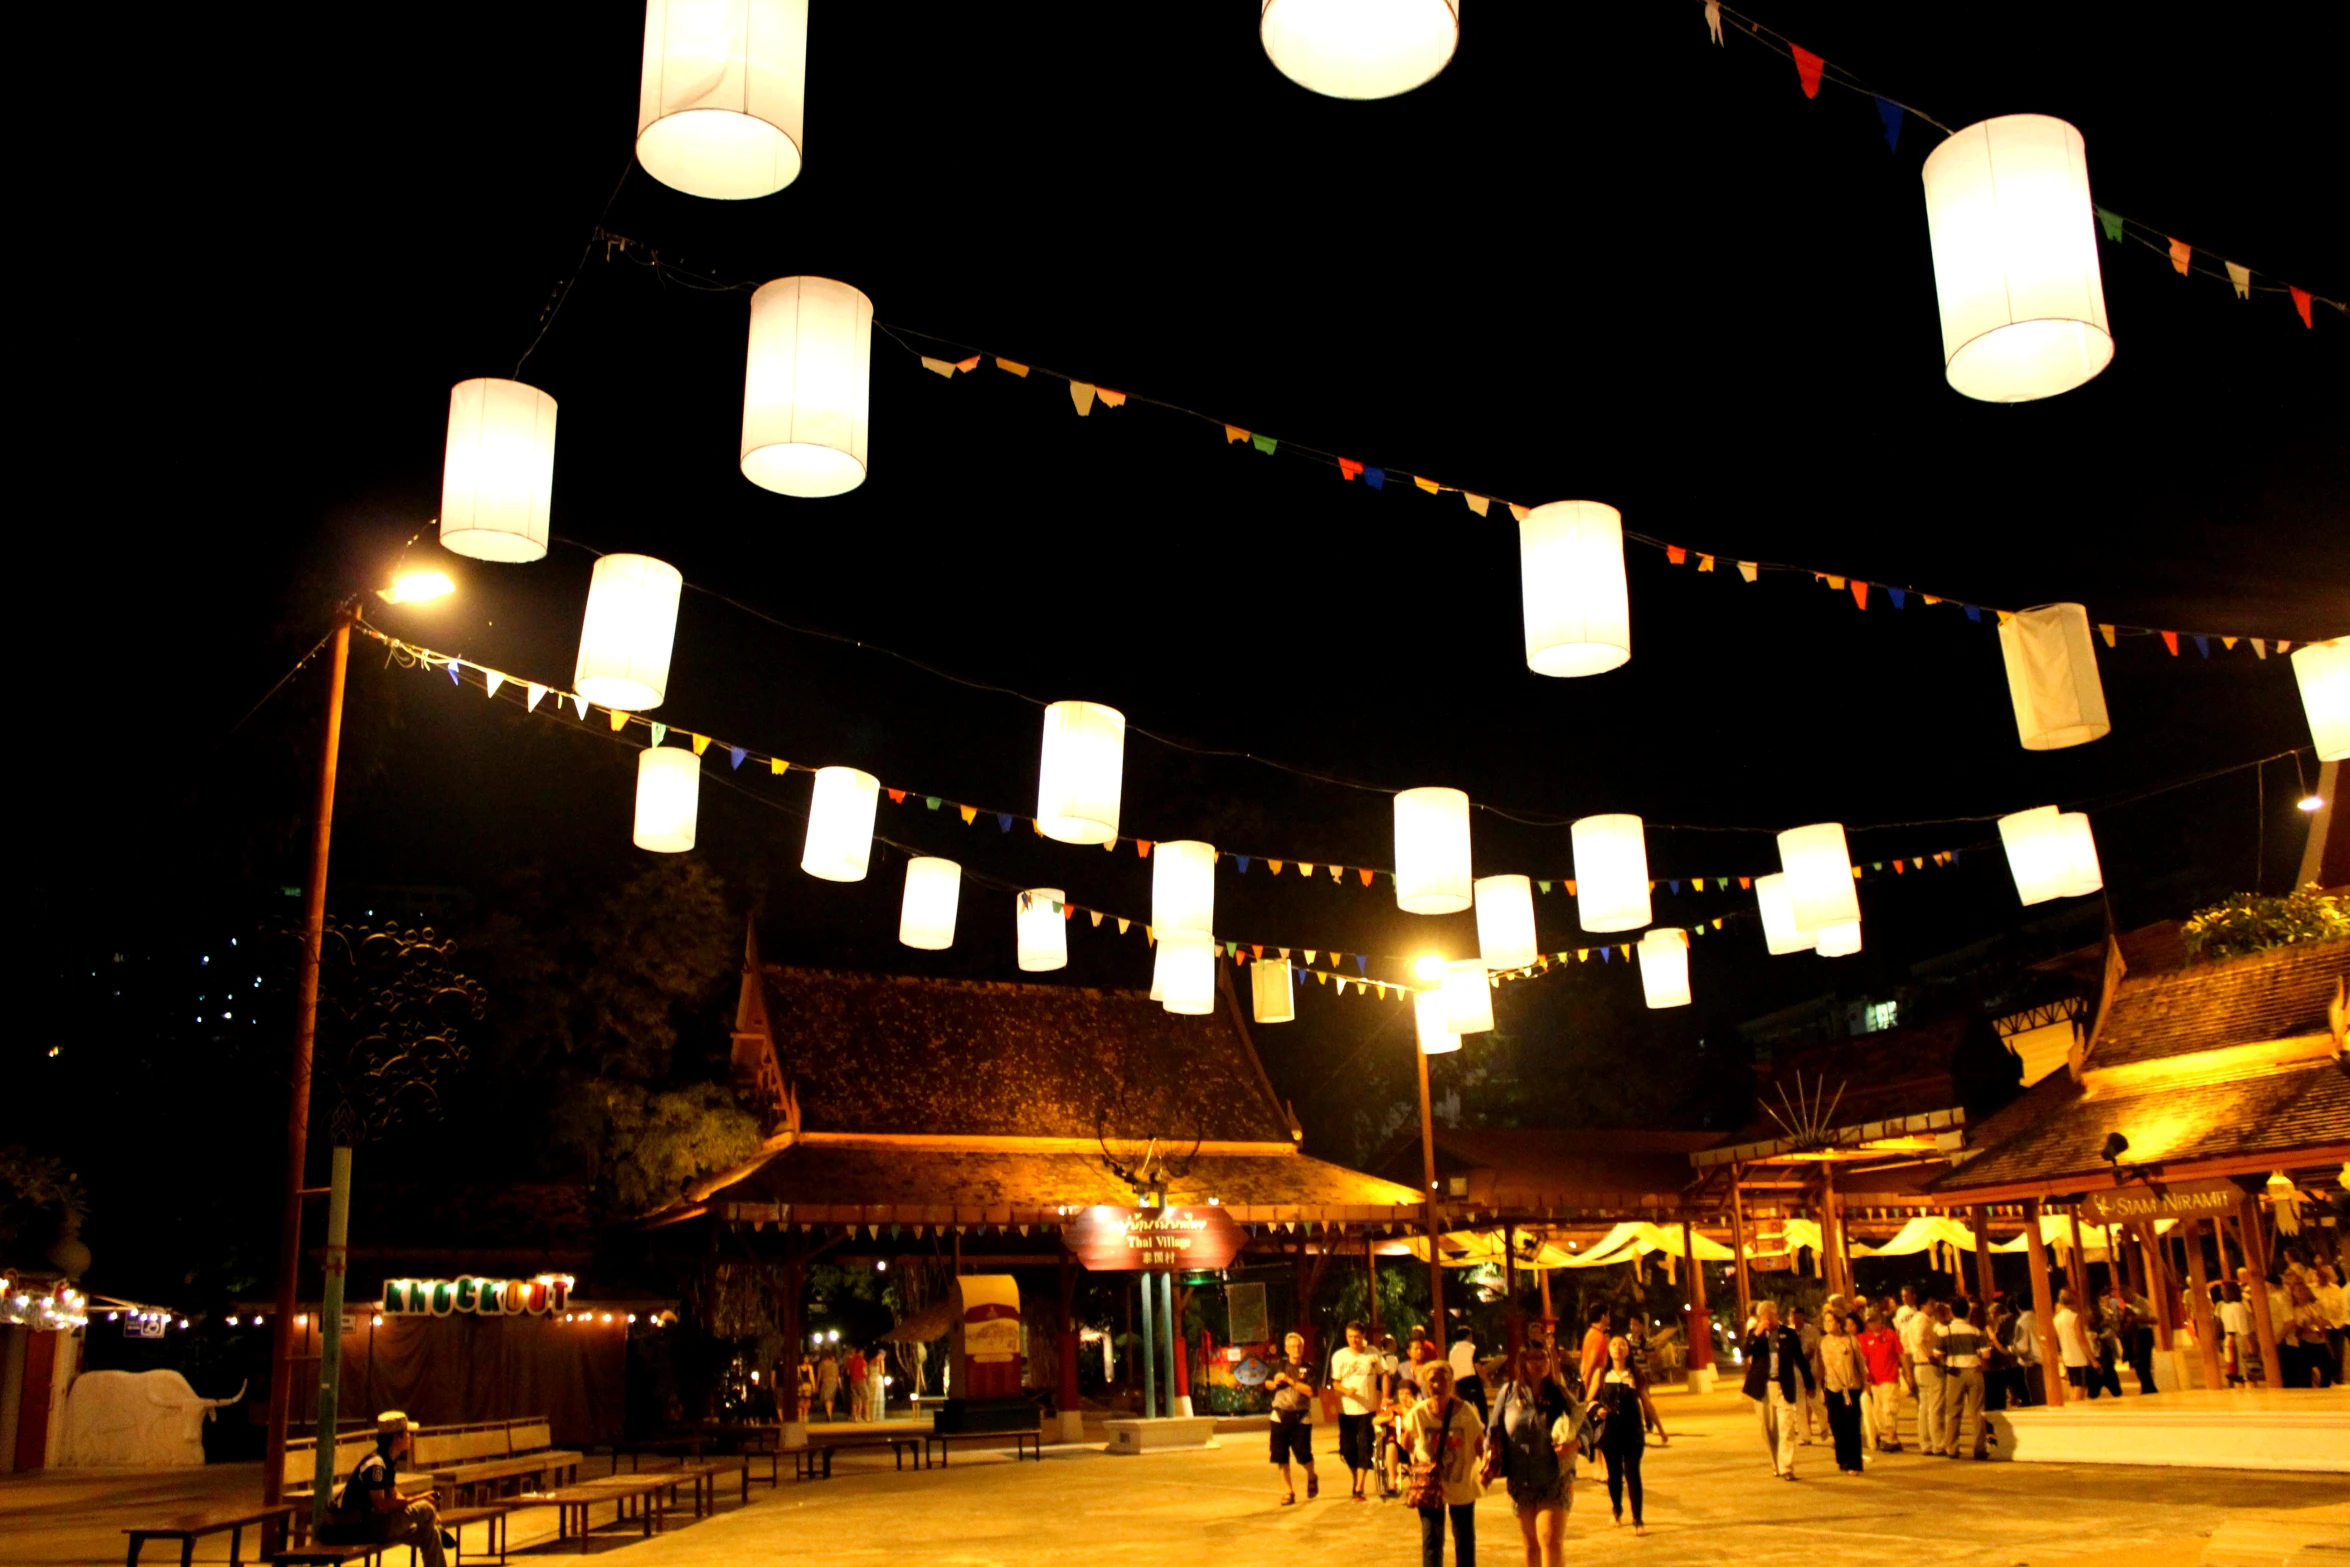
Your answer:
[1328,1320,1384,1501]
[1935,1301,1990,1458]
[1902,1291,1944,1451]
[1742,1301,1815,1480]
[1790,1306,1827,1442]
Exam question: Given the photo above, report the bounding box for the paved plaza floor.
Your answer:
[10,1388,2346,1567]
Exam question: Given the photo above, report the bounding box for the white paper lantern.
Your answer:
[800,766,878,882]
[1152,840,1216,936]
[1017,888,1067,973]
[1777,823,1861,934]
[633,747,700,853]
[2053,812,2103,898]
[1998,806,2070,906]
[1443,960,1494,1035]
[898,857,961,950]
[574,553,683,712]
[2293,638,2350,761]
[1814,922,1863,958]
[1753,873,1817,956]
[1922,114,2112,403]
[1474,874,1538,971]
[636,0,808,201]
[1637,929,1691,1009]
[741,277,873,498]
[1259,0,1459,100]
[1571,814,1651,933]
[1414,988,1461,1055]
[1999,602,2111,750]
[1519,501,1632,678]
[1251,957,1295,1024]
[1394,787,1473,915]
[438,379,556,563]
[1157,929,1216,1015]
[1036,700,1126,846]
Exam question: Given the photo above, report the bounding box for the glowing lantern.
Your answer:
[574,553,683,712]
[1152,840,1216,935]
[1777,823,1860,935]
[1753,873,1816,956]
[1394,787,1472,915]
[1035,700,1126,846]
[1252,957,1295,1024]
[438,379,556,563]
[741,277,873,497]
[1443,960,1494,1035]
[2293,638,2350,761]
[1814,922,1863,958]
[1414,988,1460,1055]
[1519,501,1631,678]
[1999,602,2110,750]
[1637,929,1691,1009]
[2053,812,2103,898]
[1997,806,2071,906]
[1474,874,1537,971]
[1259,0,1459,100]
[1922,114,2112,403]
[1570,814,1651,933]
[800,766,878,882]
[1157,930,1216,1015]
[632,747,700,853]
[1016,888,1067,972]
[636,0,807,201]
[898,857,961,950]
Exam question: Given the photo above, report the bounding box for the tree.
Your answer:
[560,1081,763,1219]
[2181,884,2350,964]
[311,920,488,1145]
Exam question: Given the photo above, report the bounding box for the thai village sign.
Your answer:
[1064,1206,1244,1271]
[2075,1179,2241,1227]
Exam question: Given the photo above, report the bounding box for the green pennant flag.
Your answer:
[649,723,667,748]
[1716,876,1729,890]
[2096,207,2123,242]
[925,795,941,810]
[1250,432,1278,455]
[1538,880,1552,894]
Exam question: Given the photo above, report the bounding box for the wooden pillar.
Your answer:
[2182,1216,2224,1391]
[1971,1205,1998,1307]
[2065,1208,2091,1310]
[1416,1047,1444,1335]
[1821,1163,1848,1300]
[1728,1164,1752,1332]
[1538,1256,1555,1344]
[1365,1232,1381,1340]
[1683,1218,1714,1372]
[1058,1252,1081,1415]
[2024,1198,2069,1405]
[2137,1221,2174,1340]
[1503,1225,1523,1362]
[2236,1198,2284,1389]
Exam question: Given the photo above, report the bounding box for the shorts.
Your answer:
[1269,1417,1313,1465]
[1508,1474,1568,1515]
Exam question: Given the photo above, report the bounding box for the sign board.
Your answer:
[382,1274,574,1318]
[124,1314,167,1339]
[1064,1205,1244,1272]
[2076,1180,2241,1228]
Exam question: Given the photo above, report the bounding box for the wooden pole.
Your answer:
[1365,1232,1380,1341]
[1058,1252,1080,1419]
[1504,1225,1523,1362]
[2065,1208,2091,1310]
[2236,1198,2285,1389]
[1821,1163,1847,1300]
[1728,1164,1752,1332]
[2182,1217,2224,1391]
[1683,1218,1713,1373]
[2137,1221,2174,1340]
[1415,1045,1444,1335]
[2023,1199,2069,1405]
[1971,1205,1998,1308]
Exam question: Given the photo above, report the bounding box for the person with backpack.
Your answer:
[316,1411,449,1567]
[1488,1342,1580,1562]
[1404,1361,1485,1567]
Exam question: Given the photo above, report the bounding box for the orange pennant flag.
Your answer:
[996,357,1029,377]
[1566,880,1578,897]
[2098,623,2117,648]
[2168,238,2192,276]
[2289,287,2314,328]
[690,733,711,755]
[1137,840,1153,858]
[886,788,906,804]
[1922,594,1941,605]
[1069,382,1096,417]
[1337,458,1364,482]
[2161,631,2180,656]
[1224,425,1250,444]
[1098,388,1127,408]
[1697,554,1715,572]
[1269,860,1285,875]
[1413,476,1440,494]
[954,355,980,373]
[1464,494,1490,517]
[1850,580,1869,611]
[1508,504,1530,523]
[959,805,977,824]
[1358,867,1375,886]
[1738,877,1751,890]
[1825,574,1846,591]
[1666,545,1687,565]
[2221,636,2238,651]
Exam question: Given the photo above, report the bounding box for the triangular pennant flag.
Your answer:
[1601,947,1612,963]
[1666,544,1687,565]
[2192,634,2210,658]
[1102,837,1117,850]
[1298,862,1314,877]
[1337,458,1363,482]
[1250,433,1278,455]
[1358,867,1374,886]
[1414,475,1440,494]
[1668,879,1682,895]
[998,813,1014,831]
[2098,623,2116,648]
[1737,560,1758,583]
[1850,580,1869,611]
[955,355,979,373]
[886,788,906,804]
[1305,950,1317,965]
[1508,503,1530,522]
[920,355,957,378]
[1236,855,1251,874]
[649,722,667,748]
[1364,466,1385,490]
[1716,876,1729,890]
[1566,880,1578,896]
[608,707,628,732]
[447,659,463,686]
[526,682,548,712]
[1893,859,1905,875]
[1224,424,1249,444]
[2168,237,2192,276]
[1117,918,1130,935]
[2289,287,2314,328]
[2280,642,2292,654]
[571,692,589,720]
[926,795,942,810]
[1355,954,1367,973]
[1875,96,1904,150]
[2222,636,2238,651]
[1790,44,1825,98]
[1964,605,1982,623]
[2161,630,2180,656]
[1887,588,1906,609]
[1268,860,1284,875]
[1464,493,1489,517]
[1089,910,1103,927]
[1329,864,1342,882]
[2226,261,2251,300]
[959,804,977,824]
[1697,554,1715,572]
[1703,0,1723,44]
[1098,388,1127,408]
[1922,594,1941,605]
[691,733,711,755]
[996,357,1029,377]
[483,670,505,699]
[770,758,788,776]
[1225,940,1238,959]
[1538,880,1551,894]
[1062,902,1075,920]
[1144,926,1155,945]
[1825,574,1846,590]
[1069,381,1096,416]
[729,746,746,769]
[1136,839,1152,857]
[2252,639,2267,660]
[2097,207,2124,243]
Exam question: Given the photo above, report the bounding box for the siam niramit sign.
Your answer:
[1064,1206,1244,1272]
[2075,1180,2241,1228]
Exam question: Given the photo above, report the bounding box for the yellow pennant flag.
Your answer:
[996,357,1029,377]
[691,733,711,755]
[771,758,789,776]
[1737,561,1758,583]
[608,708,629,732]
[1315,970,1328,986]
[1305,950,1318,965]
[1145,926,1155,946]
[1069,381,1096,416]
[1696,555,1714,572]
[1464,494,1489,517]
[959,804,977,824]
[920,356,958,378]
[2221,635,2238,651]
[1413,475,1440,494]
[1117,918,1130,935]
[1089,910,1103,927]
[1299,862,1314,877]
[1825,575,1846,591]
[2252,639,2267,659]
[1329,864,1342,882]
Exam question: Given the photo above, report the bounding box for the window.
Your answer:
[1848,999,1898,1035]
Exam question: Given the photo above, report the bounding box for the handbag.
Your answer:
[1478,1387,1510,1488]
[1573,1388,1608,1454]
[1404,1398,1454,1510]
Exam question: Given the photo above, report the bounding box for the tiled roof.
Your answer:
[755,964,1292,1143]
[1409,1128,1713,1207]
[1724,1015,1975,1142]
[2089,938,2348,1069]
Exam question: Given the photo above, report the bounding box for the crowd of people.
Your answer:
[794,1341,896,1422]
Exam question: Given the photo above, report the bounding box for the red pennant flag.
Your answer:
[1358,867,1375,887]
[1665,544,1687,565]
[2290,287,2314,328]
[2161,630,2180,656]
[1791,44,1825,98]
[1893,859,1905,875]
[1137,840,1153,857]
[1850,580,1869,611]
[886,788,906,804]
[2168,238,2192,276]
[1337,458,1364,482]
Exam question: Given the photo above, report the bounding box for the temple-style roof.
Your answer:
[1394,1128,1715,1211]
[2086,937,2348,1070]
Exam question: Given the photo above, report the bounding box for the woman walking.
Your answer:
[795,1353,815,1423]
[1819,1310,1866,1474]
[815,1347,842,1421]
[865,1343,890,1419]
[1406,1361,1485,1567]
[1593,1336,1650,1532]
[1490,1342,1579,1564]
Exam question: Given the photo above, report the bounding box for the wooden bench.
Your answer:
[923,1429,1044,1467]
[265,1548,381,1567]
[422,1419,582,1505]
[790,1432,925,1479]
[672,1458,749,1515]
[125,1505,294,1567]
[503,1481,665,1555]
[433,1505,511,1565]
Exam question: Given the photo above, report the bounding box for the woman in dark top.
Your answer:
[1266,1331,1319,1505]
[1490,1342,1579,1567]
[1594,1336,1650,1533]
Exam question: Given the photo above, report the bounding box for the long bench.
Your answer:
[417,1419,583,1506]
[790,1432,926,1479]
[125,1504,294,1567]
[923,1429,1044,1467]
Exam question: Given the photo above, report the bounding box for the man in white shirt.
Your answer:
[2053,1288,2094,1398]
[1900,1293,1944,1450]
[1893,1287,1923,1395]
[1327,1321,1385,1500]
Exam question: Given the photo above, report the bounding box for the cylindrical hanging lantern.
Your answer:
[1443,960,1494,1035]
[438,379,556,563]
[1777,823,1861,935]
[1414,988,1461,1056]
[636,0,808,201]
[1394,787,1473,915]
[1251,957,1295,1024]
[1921,114,2113,403]
[1016,888,1067,972]
[1157,930,1217,1015]
[1519,501,1632,678]
[1999,602,2111,750]
[1753,873,1817,956]
[1637,929,1691,1009]
[574,553,683,712]
[1571,814,1652,933]
[1474,874,1538,971]
[740,276,873,497]
[2053,811,2103,898]
[632,747,700,853]
[1997,806,2070,906]
[1152,839,1216,935]
[1259,0,1459,100]
[898,857,961,950]
[1813,922,1863,958]
[800,766,879,882]
[1035,700,1126,846]
[2293,638,2350,761]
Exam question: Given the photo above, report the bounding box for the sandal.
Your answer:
[1280,1494,1295,1506]
[1306,1474,1319,1500]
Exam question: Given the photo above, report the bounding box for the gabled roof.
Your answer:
[2086,938,2348,1070]
[1380,1128,1714,1211]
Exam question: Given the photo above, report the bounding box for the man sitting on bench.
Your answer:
[318,1411,451,1567]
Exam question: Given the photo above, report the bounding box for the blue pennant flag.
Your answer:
[2192,634,2210,658]
[1669,879,1682,895]
[997,813,1014,832]
[1364,466,1386,491]
[728,746,746,770]
[1876,96,1904,151]
[1964,605,1982,623]
[1355,954,1367,973]
[1236,855,1251,874]
[448,662,462,686]
[1887,588,1906,609]
[1601,947,1612,964]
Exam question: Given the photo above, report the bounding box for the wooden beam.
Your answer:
[2023,1199,2069,1405]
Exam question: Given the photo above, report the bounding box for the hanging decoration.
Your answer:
[802,765,880,882]
[1442,959,1495,1035]
[1016,887,1068,972]
[2050,811,2103,899]
[1156,929,1217,1015]
[634,0,808,201]
[1519,501,1632,677]
[1813,921,1863,958]
[1393,787,1472,915]
[741,276,872,497]
[1414,988,1461,1055]
[573,552,683,712]
[1999,602,2111,750]
[1777,823,1861,937]
[1571,814,1652,934]
[1036,699,1127,846]
[1252,955,1296,1024]
[438,378,556,562]
[898,856,962,950]
[1473,873,1538,971]
[632,746,700,853]
[1152,838,1216,937]
[1753,872,1816,955]
[1258,0,1459,100]
[1997,806,2072,906]
[2293,638,2350,761]
[1637,928,1691,1009]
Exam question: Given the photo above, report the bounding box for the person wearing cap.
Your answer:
[317,1411,449,1566]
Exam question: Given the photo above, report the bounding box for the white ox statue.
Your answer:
[61,1370,246,1467]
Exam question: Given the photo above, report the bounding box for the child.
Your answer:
[1380,1380,1419,1498]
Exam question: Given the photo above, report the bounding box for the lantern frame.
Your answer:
[898,856,962,950]
[1777,823,1861,935]
[1393,787,1473,915]
[1251,957,1295,1024]
[1156,929,1216,1015]
[741,276,873,498]
[438,378,556,563]
[1152,840,1217,936]
[1998,602,2111,751]
[1637,928,1691,1009]
[1474,874,1538,972]
[1016,888,1068,973]
[632,747,700,854]
[1035,700,1127,847]
[800,766,879,882]
[574,553,683,713]
[1519,501,1632,678]
[636,0,809,201]
[1571,814,1652,934]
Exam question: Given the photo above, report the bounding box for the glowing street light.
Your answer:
[378,569,455,605]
